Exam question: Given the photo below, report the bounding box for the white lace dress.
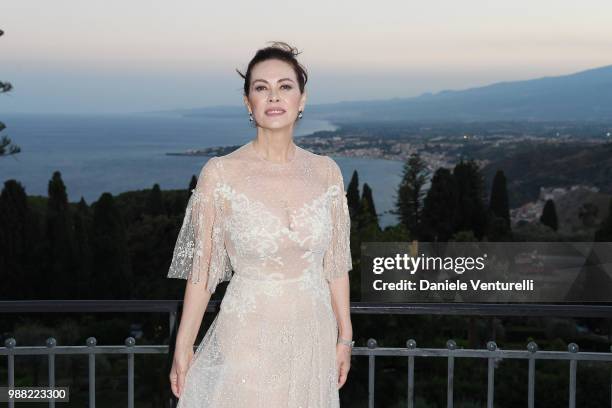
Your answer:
[167,140,353,408]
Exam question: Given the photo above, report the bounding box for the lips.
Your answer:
[265,108,286,116]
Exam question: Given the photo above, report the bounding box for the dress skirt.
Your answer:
[176,273,340,408]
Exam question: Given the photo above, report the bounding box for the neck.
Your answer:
[253,127,296,163]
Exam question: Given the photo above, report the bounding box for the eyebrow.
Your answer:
[252,78,295,85]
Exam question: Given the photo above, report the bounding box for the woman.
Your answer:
[167,41,354,407]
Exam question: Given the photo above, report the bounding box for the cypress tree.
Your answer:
[361,183,379,230]
[486,170,512,241]
[0,180,37,298]
[146,183,165,216]
[394,153,428,238]
[540,199,558,231]
[188,175,197,195]
[346,170,360,219]
[73,197,93,298]
[46,171,76,298]
[356,196,379,236]
[489,170,510,226]
[91,192,132,299]
[594,198,612,241]
[453,159,487,239]
[420,168,457,242]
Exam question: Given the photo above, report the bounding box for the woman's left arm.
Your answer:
[330,274,352,389]
[324,156,354,389]
[329,275,352,341]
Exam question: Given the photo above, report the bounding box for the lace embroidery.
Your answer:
[169,144,348,408]
[167,157,232,294]
[219,182,338,248]
[323,156,353,282]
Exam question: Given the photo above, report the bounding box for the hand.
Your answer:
[336,343,352,389]
[169,345,194,399]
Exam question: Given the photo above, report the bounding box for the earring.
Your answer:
[298,110,303,120]
[249,112,253,122]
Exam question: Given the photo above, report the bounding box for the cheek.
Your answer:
[286,92,302,107]
[250,95,267,112]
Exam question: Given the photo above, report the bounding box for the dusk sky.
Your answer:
[2,0,612,114]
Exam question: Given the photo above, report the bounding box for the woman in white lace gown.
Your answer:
[167,42,354,407]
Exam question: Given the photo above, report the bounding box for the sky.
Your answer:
[2,0,612,114]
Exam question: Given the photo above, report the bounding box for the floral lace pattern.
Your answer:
[167,140,352,407]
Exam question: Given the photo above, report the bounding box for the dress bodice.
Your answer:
[167,140,352,294]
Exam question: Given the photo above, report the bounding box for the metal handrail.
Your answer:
[1,300,611,407]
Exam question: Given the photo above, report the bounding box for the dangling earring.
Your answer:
[249,112,253,122]
[298,110,303,120]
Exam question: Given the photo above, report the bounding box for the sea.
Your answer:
[0,113,402,227]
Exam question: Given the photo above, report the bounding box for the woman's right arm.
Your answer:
[167,157,232,398]
[170,281,213,398]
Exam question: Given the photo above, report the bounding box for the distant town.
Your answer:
[167,120,612,232]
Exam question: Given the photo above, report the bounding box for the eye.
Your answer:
[281,84,292,90]
[255,85,266,91]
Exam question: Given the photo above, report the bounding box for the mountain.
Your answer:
[309,64,612,122]
[173,65,612,122]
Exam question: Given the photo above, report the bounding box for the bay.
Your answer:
[0,113,401,227]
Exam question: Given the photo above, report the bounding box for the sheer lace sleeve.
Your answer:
[167,157,232,294]
[323,157,353,282]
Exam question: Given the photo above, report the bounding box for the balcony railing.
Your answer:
[1,300,611,407]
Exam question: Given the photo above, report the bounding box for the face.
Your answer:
[243,59,307,130]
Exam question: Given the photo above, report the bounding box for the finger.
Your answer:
[169,373,179,398]
[339,361,351,387]
[336,363,345,387]
[337,372,347,389]
[177,371,186,398]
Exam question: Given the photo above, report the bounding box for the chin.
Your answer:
[259,119,294,129]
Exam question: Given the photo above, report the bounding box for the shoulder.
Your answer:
[199,156,221,177]
[324,155,343,183]
[296,144,339,173]
[295,145,341,183]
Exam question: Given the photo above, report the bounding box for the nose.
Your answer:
[268,91,279,102]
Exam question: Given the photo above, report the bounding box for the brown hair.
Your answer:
[236,41,308,97]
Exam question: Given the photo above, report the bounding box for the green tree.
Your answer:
[346,170,360,218]
[393,153,428,239]
[594,198,612,241]
[359,183,379,231]
[45,171,77,298]
[488,170,510,226]
[91,192,132,299]
[540,199,558,231]
[453,159,487,239]
[188,174,197,194]
[127,213,176,299]
[0,180,41,298]
[146,183,165,216]
[73,197,93,298]
[0,29,20,157]
[486,169,512,240]
[420,168,457,241]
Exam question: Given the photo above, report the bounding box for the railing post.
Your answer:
[5,338,16,408]
[486,341,497,408]
[406,339,416,408]
[86,337,97,408]
[568,343,578,408]
[125,337,136,408]
[169,310,177,341]
[367,338,377,408]
[47,337,57,408]
[527,341,538,408]
[447,339,456,408]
